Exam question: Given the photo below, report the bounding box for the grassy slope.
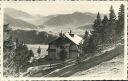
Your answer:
[29,44,123,77]
[72,53,124,79]
[44,44,124,77]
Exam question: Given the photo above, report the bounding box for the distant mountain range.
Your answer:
[4,8,96,31]
[43,12,95,27]
[5,8,33,18]
[4,14,36,29]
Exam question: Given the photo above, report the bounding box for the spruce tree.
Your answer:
[29,50,34,58]
[83,31,89,53]
[109,6,116,23]
[116,4,124,36]
[118,4,124,22]
[83,31,89,39]
[87,35,96,54]
[102,15,108,26]
[93,12,102,31]
[108,5,117,43]
[37,46,41,56]
[102,15,109,43]
[92,12,102,50]
[14,43,32,74]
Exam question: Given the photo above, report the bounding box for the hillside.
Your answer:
[43,12,95,27]
[4,14,36,29]
[23,42,123,78]
[4,8,55,26]
[72,53,124,79]
[5,8,32,18]
[43,44,123,77]
[12,30,57,44]
[4,8,96,31]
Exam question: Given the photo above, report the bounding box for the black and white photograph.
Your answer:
[3,2,126,79]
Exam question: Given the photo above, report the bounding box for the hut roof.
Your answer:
[49,32,83,45]
[64,33,83,45]
[49,35,70,45]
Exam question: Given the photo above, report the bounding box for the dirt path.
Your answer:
[44,45,123,77]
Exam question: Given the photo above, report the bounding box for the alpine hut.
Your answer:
[47,30,83,60]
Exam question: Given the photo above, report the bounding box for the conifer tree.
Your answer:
[118,4,124,22]
[109,6,116,23]
[116,4,124,36]
[93,12,102,31]
[92,12,102,49]
[37,46,41,56]
[108,5,117,43]
[3,24,17,76]
[83,31,89,39]
[83,31,89,53]
[102,15,109,43]
[102,15,109,26]
[29,50,34,58]
[12,43,33,76]
[87,35,96,54]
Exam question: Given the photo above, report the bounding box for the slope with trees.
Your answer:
[12,30,57,44]
[82,4,124,55]
[3,25,35,77]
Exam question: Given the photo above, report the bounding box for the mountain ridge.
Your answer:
[4,8,96,32]
[4,14,36,29]
[43,11,96,27]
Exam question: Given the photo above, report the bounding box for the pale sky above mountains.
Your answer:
[3,1,124,16]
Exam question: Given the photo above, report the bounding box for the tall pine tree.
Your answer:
[87,35,96,54]
[116,4,124,36]
[93,12,102,31]
[37,46,41,54]
[102,15,109,43]
[108,5,117,43]
[102,15,109,26]
[109,6,116,23]
[83,31,89,54]
[92,12,102,50]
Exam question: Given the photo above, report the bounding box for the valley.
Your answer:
[4,8,95,35]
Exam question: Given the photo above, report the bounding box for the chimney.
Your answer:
[69,30,72,34]
[59,30,63,37]
[69,30,74,37]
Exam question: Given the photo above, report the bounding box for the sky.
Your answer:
[3,1,125,16]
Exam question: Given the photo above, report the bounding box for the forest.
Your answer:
[12,30,57,44]
[82,4,124,54]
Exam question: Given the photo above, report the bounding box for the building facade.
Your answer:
[47,31,83,60]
